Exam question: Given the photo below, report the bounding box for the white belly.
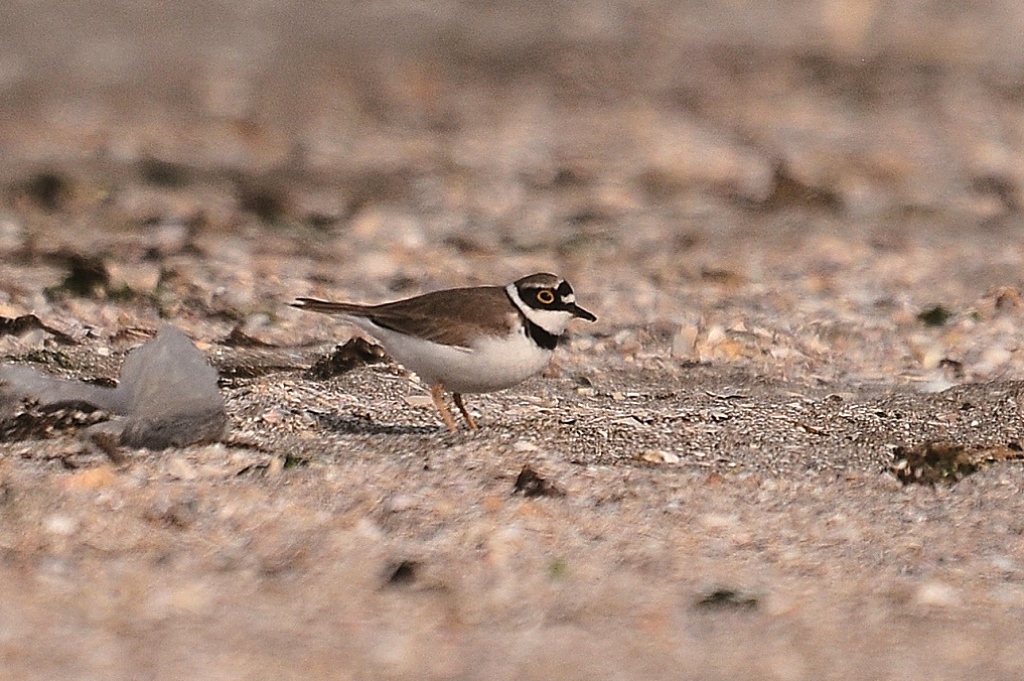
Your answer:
[362,325,554,393]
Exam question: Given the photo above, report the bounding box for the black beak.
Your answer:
[570,303,597,322]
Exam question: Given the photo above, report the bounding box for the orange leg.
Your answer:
[453,393,478,430]
[430,383,458,432]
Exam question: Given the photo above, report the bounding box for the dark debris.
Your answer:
[917,305,954,327]
[305,337,386,380]
[0,315,77,345]
[219,326,279,348]
[513,465,564,498]
[0,398,111,443]
[383,560,419,587]
[891,441,1024,485]
[693,587,760,611]
[54,253,110,298]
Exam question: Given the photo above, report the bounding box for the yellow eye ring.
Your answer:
[537,290,555,304]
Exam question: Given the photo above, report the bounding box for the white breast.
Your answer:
[356,323,553,394]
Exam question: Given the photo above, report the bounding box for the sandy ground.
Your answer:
[4,2,1024,679]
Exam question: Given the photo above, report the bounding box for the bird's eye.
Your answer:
[537,290,555,304]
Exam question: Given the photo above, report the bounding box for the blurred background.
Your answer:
[5,0,1024,228]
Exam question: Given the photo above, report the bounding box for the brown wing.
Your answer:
[293,285,516,348]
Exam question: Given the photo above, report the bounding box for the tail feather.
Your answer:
[290,298,368,315]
